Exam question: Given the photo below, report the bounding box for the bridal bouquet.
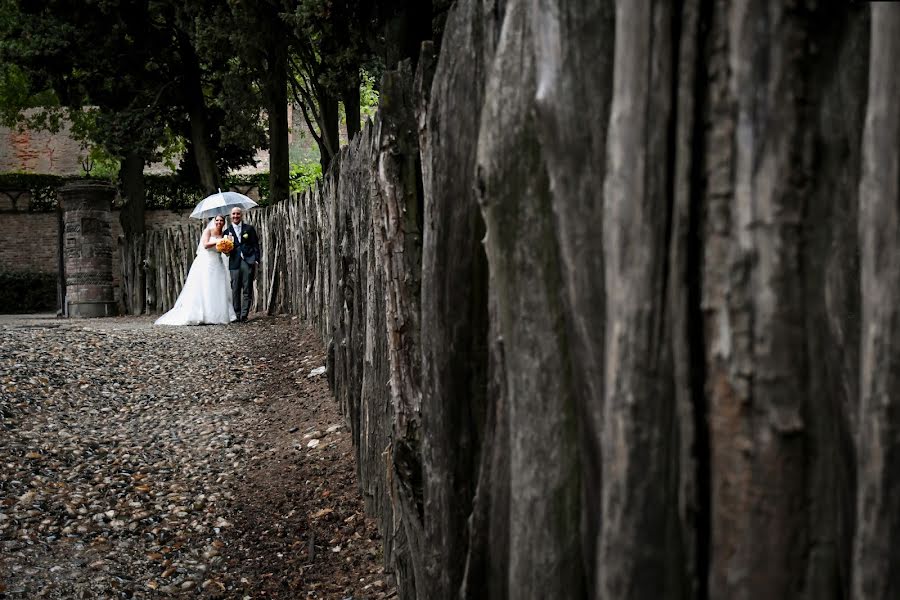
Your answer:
[216,237,234,254]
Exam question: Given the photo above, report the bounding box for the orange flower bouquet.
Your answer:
[215,236,234,254]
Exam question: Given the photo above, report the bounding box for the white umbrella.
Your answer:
[190,189,258,220]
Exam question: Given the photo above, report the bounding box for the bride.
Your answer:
[155,214,237,326]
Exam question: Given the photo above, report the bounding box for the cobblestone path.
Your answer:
[0,316,392,599]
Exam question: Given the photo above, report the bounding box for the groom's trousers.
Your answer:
[230,261,254,320]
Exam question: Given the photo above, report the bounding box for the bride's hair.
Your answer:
[198,215,226,253]
[207,215,226,231]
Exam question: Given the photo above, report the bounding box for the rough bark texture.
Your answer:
[704,1,811,596]
[417,3,489,597]
[119,151,147,315]
[802,6,868,599]
[477,2,585,597]
[135,2,898,598]
[374,62,426,600]
[529,0,614,589]
[599,1,685,597]
[853,4,900,599]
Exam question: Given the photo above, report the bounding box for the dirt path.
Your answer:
[0,315,394,599]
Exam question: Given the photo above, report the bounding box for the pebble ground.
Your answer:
[0,315,393,599]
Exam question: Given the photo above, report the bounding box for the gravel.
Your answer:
[0,315,391,599]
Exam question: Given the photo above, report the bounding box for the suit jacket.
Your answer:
[223,222,260,270]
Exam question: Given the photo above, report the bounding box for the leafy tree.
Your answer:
[1,0,180,238]
[286,0,380,172]
[165,1,267,193]
[189,0,293,203]
[0,0,268,199]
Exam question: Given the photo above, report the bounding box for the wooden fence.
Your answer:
[124,2,900,599]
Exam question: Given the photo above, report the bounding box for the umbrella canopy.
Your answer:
[190,190,258,220]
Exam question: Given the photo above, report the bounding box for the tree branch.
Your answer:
[289,79,323,150]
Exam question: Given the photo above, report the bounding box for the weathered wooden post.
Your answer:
[60,181,118,318]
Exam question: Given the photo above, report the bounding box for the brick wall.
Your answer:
[2,212,60,273]
[0,119,85,175]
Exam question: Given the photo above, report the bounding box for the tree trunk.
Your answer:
[379,0,434,69]
[179,33,221,194]
[266,43,290,203]
[120,152,146,237]
[317,89,341,173]
[343,75,362,141]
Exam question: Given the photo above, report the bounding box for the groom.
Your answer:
[224,207,260,322]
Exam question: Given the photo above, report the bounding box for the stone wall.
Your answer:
[1,208,189,311]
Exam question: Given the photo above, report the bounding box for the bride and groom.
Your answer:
[155,207,260,326]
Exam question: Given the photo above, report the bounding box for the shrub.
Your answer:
[289,161,322,193]
[0,271,57,313]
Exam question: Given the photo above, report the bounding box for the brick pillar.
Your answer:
[61,181,118,318]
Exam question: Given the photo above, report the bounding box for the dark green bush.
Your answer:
[144,172,272,209]
[0,271,57,314]
[0,172,276,212]
[143,174,205,210]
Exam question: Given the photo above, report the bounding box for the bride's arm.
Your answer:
[201,229,217,249]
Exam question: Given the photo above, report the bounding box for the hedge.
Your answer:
[0,271,57,314]
[0,173,75,211]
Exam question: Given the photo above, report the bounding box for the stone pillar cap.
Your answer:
[59,180,117,193]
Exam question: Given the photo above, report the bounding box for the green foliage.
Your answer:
[338,70,379,128]
[285,1,382,169]
[0,0,59,126]
[159,129,187,174]
[0,0,386,204]
[0,270,57,313]
[289,160,322,193]
[82,145,120,181]
[1,0,173,163]
[360,70,379,121]
[290,129,321,166]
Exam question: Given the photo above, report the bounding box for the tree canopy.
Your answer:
[0,0,427,235]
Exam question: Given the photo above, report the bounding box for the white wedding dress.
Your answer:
[155,228,237,326]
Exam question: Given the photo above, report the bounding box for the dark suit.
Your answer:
[223,221,260,320]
